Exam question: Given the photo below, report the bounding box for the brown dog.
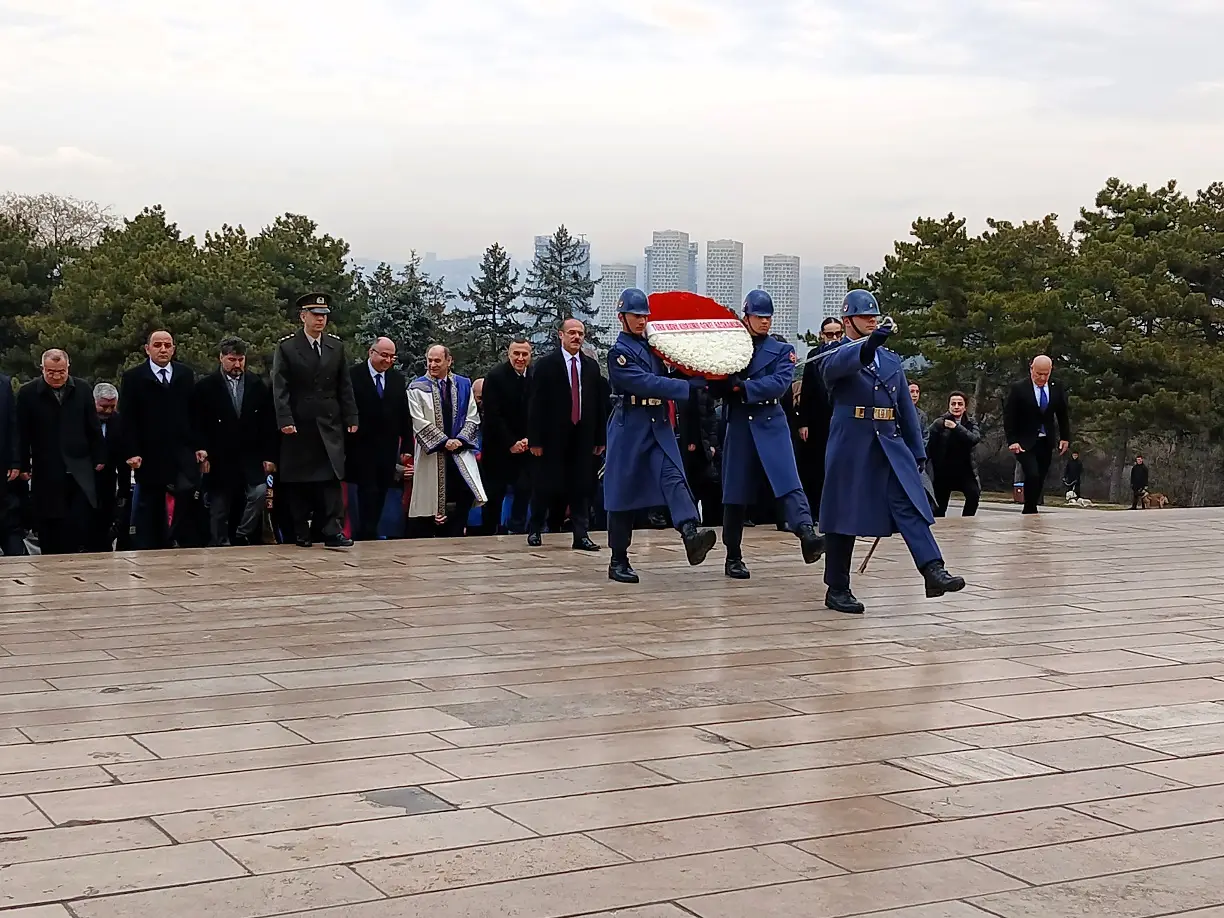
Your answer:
[1141,491,1169,509]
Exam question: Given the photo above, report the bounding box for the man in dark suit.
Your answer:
[345,336,410,541]
[271,292,358,549]
[193,337,278,546]
[526,319,606,550]
[120,329,207,549]
[0,373,25,556]
[479,338,533,535]
[16,349,105,554]
[1004,354,1071,515]
[797,317,842,516]
[88,382,132,552]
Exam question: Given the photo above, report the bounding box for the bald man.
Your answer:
[1004,355,1071,515]
[346,337,411,540]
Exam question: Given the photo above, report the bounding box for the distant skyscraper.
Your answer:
[762,254,801,342]
[643,245,654,293]
[534,232,591,280]
[597,263,637,330]
[645,230,691,293]
[822,264,862,317]
[705,239,744,311]
[688,242,699,293]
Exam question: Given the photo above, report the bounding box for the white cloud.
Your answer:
[0,0,1221,272]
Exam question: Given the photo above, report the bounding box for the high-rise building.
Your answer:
[644,230,691,293]
[688,242,699,294]
[822,264,862,317]
[643,245,654,293]
[534,232,591,280]
[596,263,637,330]
[705,239,744,311]
[762,254,801,342]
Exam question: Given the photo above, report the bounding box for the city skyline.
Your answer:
[5,3,1220,275]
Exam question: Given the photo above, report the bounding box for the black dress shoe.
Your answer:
[921,560,966,597]
[526,533,542,547]
[797,524,825,564]
[323,534,353,549]
[572,537,601,552]
[295,538,313,548]
[680,520,716,566]
[725,559,750,580]
[608,557,639,583]
[825,588,865,614]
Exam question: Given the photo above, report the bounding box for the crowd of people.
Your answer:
[0,287,1149,568]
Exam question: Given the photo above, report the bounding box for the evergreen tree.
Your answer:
[354,254,454,378]
[0,216,59,380]
[522,225,604,348]
[452,242,525,375]
[252,213,359,336]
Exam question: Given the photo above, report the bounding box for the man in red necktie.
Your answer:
[526,318,607,551]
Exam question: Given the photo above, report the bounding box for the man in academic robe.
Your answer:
[478,338,533,535]
[193,336,278,546]
[119,329,207,549]
[526,319,606,550]
[406,344,486,537]
[271,292,359,548]
[345,337,411,540]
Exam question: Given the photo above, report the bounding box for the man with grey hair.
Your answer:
[16,349,105,553]
[89,381,131,551]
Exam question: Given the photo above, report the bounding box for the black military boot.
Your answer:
[825,588,865,615]
[797,524,825,564]
[608,556,639,584]
[921,560,966,598]
[725,558,750,580]
[680,520,717,566]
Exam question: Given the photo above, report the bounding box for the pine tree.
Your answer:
[452,242,525,375]
[522,225,605,348]
[354,254,454,378]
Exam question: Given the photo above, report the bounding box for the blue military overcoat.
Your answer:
[604,332,693,512]
[819,339,933,536]
[722,336,804,505]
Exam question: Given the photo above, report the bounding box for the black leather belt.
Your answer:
[626,396,664,406]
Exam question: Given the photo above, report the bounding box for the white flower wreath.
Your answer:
[646,318,754,377]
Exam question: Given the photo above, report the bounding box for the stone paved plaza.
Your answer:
[3,508,1224,916]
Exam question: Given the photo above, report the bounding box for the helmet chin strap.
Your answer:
[846,315,873,339]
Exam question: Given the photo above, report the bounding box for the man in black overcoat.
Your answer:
[271,292,358,548]
[120,329,207,549]
[16,349,105,554]
[478,338,533,535]
[526,319,606,550]
[0,373,26,555]
[345,336,410,541]
[193,337,278,546]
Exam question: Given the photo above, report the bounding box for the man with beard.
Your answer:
[194,337,277,546]
[479,338,533,535]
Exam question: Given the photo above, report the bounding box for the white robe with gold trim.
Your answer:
[407,373,486,519]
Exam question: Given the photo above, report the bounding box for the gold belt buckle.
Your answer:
[873,407,893,421]
[853,406,865,419]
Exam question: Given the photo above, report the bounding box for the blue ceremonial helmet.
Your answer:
[618,288,650,315]
[842,289,881,317]
[743,289,774,317]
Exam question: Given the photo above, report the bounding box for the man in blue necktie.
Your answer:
[1004,354,1072,515]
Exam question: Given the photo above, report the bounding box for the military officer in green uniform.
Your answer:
[271,292,358,548]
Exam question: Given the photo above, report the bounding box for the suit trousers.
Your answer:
[722,447,812,559]
[607,449,699,559]
[134,482,204,550]
[481,456,531,535]
[353,483,390,541]
[0,483,27,556]
[528,431,591,540]
[286,479,344,540]
[208,479,268,545]
[823,470,941,590]
[37,477,92,555]
[1017,438,1054,514]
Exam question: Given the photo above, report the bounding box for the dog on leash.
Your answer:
[1141,490,1169,509]
[1064,491,1094,508]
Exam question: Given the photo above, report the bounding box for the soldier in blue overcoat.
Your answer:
[818,289,966,614]
[715,290,824,579]
[604,289,718,584]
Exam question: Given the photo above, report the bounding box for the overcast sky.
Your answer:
[3,0,1222,271]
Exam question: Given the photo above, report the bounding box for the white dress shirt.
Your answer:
[149,359,172,384]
